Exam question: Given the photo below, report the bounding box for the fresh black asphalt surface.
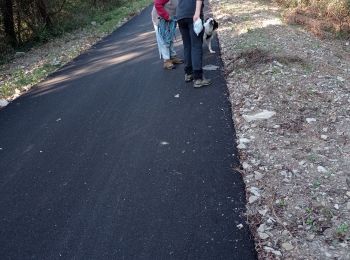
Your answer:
[0,5,257,260]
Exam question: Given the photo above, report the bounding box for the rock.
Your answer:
[273,60,284,67]
[242,110,276,122]
[258,208,268,216]
[320,135,328,140]
[248,195,259,204]
[258,232,269,239]
[306,234,315,241]
[334,204,339,210]
[337,76,345,82]
[272,251,282,256]
[249,187,261,197]
[242,162,251,169]
[254,171,263,180]
[282,230,289,236]
[264,246,274,252]
[346,202,350,210]
[257,224,266,233]
[346,191,350,197]
[281,242,294,251]
[91,21,97,26]
[51,58,61,66]
[203,64,219,70]
[306,118,317,123]
[0,99,9,107]
[237,223,244,229]
[317,166,327,173]
[15,51,25,57]
[237,143,247,149]
[239,138,250,144]
[174,94,180,98]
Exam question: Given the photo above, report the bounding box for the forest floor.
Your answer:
[210,0,350,259]
[0,0,152,105]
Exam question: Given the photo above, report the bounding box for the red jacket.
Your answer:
[154,0,170,21]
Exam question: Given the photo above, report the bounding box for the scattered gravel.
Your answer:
[210,0,350,258]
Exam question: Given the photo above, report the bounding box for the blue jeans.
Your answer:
[178,18,204,80]
[154,24,177,60]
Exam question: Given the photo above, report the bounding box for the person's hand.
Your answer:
[193,12,200,22]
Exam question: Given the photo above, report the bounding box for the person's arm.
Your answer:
[154,0,170,21]
[193,0,203,21]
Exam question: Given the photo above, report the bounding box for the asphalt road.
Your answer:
[0,5,257,260]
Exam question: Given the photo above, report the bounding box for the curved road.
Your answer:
[0,5,256,260]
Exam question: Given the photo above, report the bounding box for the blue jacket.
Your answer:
[176,0,204,21]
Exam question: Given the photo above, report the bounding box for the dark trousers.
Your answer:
[178,18,204,80]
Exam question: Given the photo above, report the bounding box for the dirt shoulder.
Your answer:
[210,0,350,258]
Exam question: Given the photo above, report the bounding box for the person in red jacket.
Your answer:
[152,0,183,69]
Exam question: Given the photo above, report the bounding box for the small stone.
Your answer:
[272,250,282,256]
[264,246,273,252]
[258,232,269,240]
[306,118,317,123]
[257,224,266,233]
[281,242,294,251]
[203,64,219,71]
[248,195,259,204]
[306,234,315,241]
[346,191,350,197]
[242,162,251,170]
[346,202,350,210]
[320,135,328,140]
[254,171,263,180]
[0,99,9,107]
[249,187,260,197]
[237,224,244,229]
[239,138,250,144]
[337,76,345,82]
[282,230,289,236]
[334,204,339,210]
[174,94,180,98]
[15,51,25,57]
[258,208,268,216]
[299,160,306,166]
[243,110,276,122]
[273,60,284,67]
[91,21,97,26]
[237,143,247,149]
[317,166,327,173]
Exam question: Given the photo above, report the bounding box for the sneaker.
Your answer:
[185,74,193,82]
[171,56,184,64]
[194,78,211,88]
[163,60,175,70]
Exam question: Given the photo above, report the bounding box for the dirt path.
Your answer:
[210,0,350,258]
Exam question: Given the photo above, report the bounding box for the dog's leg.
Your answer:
[208,38,216,54]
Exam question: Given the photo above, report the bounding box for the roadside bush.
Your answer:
[276,0,350,37]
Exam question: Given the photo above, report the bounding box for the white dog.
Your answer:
[203,18,219,54]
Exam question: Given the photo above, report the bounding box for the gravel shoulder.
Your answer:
[210,0,350,259]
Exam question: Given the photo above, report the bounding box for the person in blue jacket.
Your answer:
[176,0,211,88]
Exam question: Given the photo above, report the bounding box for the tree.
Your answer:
[36,0,52,29]
[0,0,17,47]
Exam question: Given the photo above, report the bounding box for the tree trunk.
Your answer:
[0,0,17,47]
[36,0,52,29]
